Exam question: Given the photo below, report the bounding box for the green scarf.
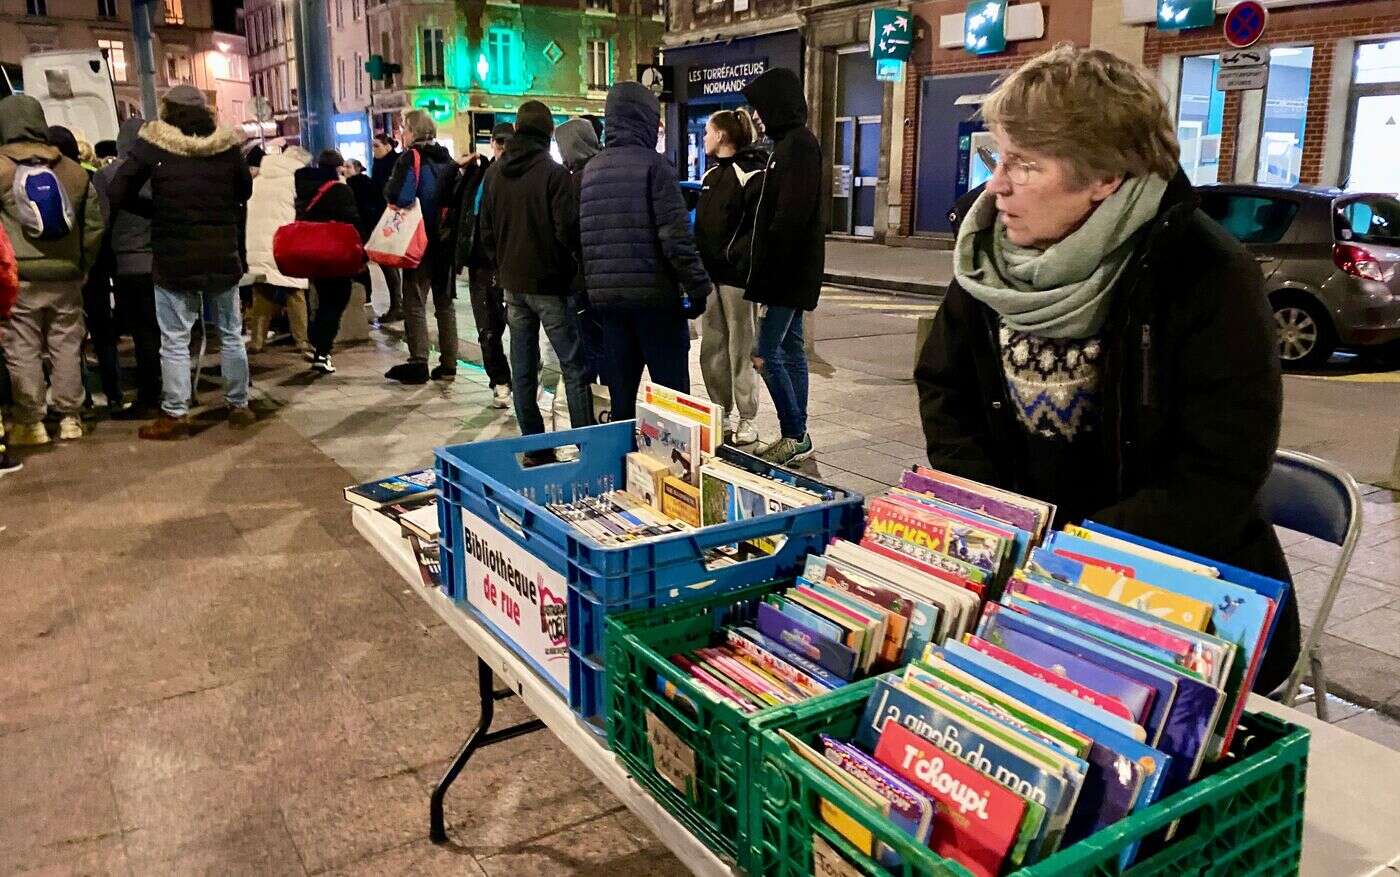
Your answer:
[953,174,1169,339]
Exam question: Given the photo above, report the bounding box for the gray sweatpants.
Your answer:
[2,280,86,425]
[699,283,758,420]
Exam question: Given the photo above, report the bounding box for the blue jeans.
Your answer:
[753,305,808,439]
[505,291,594,436]
[154,284,250,418]
[597,309,691,423]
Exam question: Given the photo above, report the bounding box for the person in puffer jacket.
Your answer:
[242,145,313,357]
[579,81,711,422]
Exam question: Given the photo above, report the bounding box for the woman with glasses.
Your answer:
[916,44,1298,694]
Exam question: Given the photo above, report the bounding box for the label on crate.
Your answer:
[811,835,863,877]
[646,711,697,798]
[461,506,569,688]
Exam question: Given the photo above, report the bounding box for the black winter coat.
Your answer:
[915,171,1298,693]
[447,154,491,275]
[383,142,460,270]
[345,172,381,241]
[107,119,252,292]
[477,133,578,296]
[579,81,711,312]
[742,68,824,312]
[694,146,768,288]
[369,149,398,199]
[294,167,360,226]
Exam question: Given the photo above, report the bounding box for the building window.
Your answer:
[164,0,184,25]
[1176,55,1225,186]
[98,39,128,82]
[420,28,445,85]
[338,57,347,100]
[352,0,361,20]
[354,52,364,96]
[335,0,343,28]
[1198,192,1299,244]
[232,98,244,121]
[1255,47,1313,186]
[586,0,613,11]
[26,0,47,15]
[165,46,193,85]
[1344,39,1400,193]
[486,29,515,87]
[587,39,611,90]
[97,0,118,18]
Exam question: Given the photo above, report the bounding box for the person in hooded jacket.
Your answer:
[477,101,594,453]
[368,133,402,322]
[447,122,514,408]
[382,110,461,384]
[0,95,104,446]
[579,82,711,423]
[551,116,605,425]
[694,108,766,447]
[243,146,314,357]
[295,149,360,375]
[740,68,824,467]
[107,84,255,440]
[93,116,162,417]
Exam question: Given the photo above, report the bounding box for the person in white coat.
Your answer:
[243,146,313,355]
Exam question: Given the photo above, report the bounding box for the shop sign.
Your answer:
[638,64,675,102]
[1223,0,1268,48]
[876,59,905,82]
[686,59,768,98]
[371,91,408,111]
[834,164,853,198]
[461,506,570,689]
[963,0,1007,55]
[1217,49,1269,90]
[870,9,914,62]
[1156,0,1213,31]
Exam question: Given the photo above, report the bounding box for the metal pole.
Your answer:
[130,0,159,119]
[291,0,335,153]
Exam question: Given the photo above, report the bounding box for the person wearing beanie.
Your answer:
[107,82,257,439]
[578,81,711,422]
[477,100,594,460]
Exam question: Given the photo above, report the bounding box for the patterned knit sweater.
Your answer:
[998,322,1104,442]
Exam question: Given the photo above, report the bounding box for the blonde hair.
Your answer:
[980,43,1179,185]
[401,109,436,145]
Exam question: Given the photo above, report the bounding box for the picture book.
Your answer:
[398,501,440,543]
[730,626,849,690]
[344,469,436,510]
[790,585,883,673]
[756,602,859,680]
[875,721,1029,877]
[907,466,1056,541]
[1005,574,1198,662]
[625,451,670,509]
[716,444,843,500]
[780,730,889,859]
[1062,524,1220,578]
[639,381,723,455]
[660,476,702,528]
[1030,548,1214,632]
[963,634,1140,725]
[636,403,701,485]
[870,496,1007,577]
[826,541,978,641]
[820,734,935,866]
[806,580,905,670]
[899,468,1045,538]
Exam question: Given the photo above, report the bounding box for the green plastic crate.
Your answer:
[605,578,873,868]
[750,689,1310,877]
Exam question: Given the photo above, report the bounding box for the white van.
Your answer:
[19,50,121,146]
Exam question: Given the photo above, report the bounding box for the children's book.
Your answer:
[757,602,859,680]
[820,734,935,867]
[636,403,701,485]
[639,381,723,455]
[344,469,436,510]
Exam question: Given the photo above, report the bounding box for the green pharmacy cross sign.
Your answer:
[964,0,1007,55]
[1157,0,1214,31]
[870,9,914,62]
[416,96,452,121]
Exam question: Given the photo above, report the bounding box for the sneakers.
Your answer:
[430,365,456,382]
[492,385,512,409]
[310,355,336,374]
[139,414,191,441]
[385,362,429,385]
[733,419,759,446]
[7,421,49,446]
[228,406,257,429]
[57,416,83,440]
[758,434,813,467]
[0,452,21,477]
[378,307,404,324]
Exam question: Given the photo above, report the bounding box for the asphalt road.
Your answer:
[810,287,1400,487]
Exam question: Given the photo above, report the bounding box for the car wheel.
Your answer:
[1271,295,1335,369]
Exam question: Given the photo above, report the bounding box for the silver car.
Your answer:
[1197,184,1400,367]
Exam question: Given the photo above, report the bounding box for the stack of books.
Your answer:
[544,489,689,546]
[344,469,441,588]
[781,514,1287,876]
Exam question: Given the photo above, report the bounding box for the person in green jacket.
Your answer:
[0,95,104,446]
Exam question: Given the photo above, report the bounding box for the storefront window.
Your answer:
[1177,55,1224,186]
[1345,40,1400,193]
[1256,47,1313,186]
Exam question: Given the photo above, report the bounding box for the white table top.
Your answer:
[356,505,1400,877]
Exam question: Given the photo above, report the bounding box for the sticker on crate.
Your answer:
[646,711,697,798]
[812,835,864,877]
[461,506,569,688]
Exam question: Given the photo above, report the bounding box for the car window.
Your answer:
[1335,196,1400,246]
[1198,193,1299,243]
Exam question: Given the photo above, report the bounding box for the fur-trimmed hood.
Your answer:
[139,119,242,157]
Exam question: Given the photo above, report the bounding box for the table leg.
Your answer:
[430,656,547,843]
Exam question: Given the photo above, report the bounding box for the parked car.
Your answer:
[1197,184,1400,367]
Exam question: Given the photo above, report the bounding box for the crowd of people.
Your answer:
[0,67,826,474]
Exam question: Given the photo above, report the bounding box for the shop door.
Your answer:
[832,50,882,236]
[914,72,1001,234]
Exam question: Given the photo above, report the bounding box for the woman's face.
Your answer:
[984,129,1123,249]
[703,120,723,158]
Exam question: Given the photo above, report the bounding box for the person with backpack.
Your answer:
[579,82,711,423]
[741,67,825,466]
[694,108,766,447]
[106,84,254,440]
[243,145,314,357]
[448,122,513,408]
[382,110,460,384]
[294,149,361,375]
[0,95,105,446]
[477,101,594,455]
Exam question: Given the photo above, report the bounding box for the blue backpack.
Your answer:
[11,161,74,240]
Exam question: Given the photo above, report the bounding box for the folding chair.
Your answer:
[1259,449,1364,720]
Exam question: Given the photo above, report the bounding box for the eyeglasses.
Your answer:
[976,146,1039,186]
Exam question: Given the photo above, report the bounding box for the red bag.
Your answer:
[0,223,17,319]
[272,180,366,279]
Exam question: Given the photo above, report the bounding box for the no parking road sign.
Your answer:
[1224,0,1269,48]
